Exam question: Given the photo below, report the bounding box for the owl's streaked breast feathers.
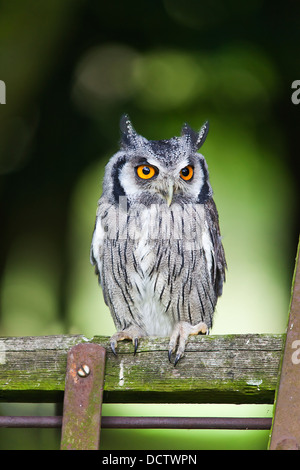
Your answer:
[91,116,226,364]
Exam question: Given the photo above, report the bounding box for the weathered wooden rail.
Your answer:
[0,333,283,404]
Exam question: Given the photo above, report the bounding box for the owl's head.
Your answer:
[102,115,212,207]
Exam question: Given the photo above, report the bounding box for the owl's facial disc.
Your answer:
[134,162,193,206]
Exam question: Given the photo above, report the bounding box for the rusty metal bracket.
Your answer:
[60,343,106,450]
[269,240,300,450]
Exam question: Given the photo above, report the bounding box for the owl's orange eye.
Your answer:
[180,165,193,181]
[136,165,157,180]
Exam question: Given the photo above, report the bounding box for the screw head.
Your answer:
[77,364,90,378]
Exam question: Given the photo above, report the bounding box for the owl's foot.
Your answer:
[110,325,145,356]
[168,321,208,366]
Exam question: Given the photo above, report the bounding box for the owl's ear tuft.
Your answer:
[181,123,198,147]
[120,114,139,148]
[197,121,209,149]
[182,121,209,151]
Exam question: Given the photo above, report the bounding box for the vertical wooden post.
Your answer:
[60,343,106,450]
[269,241,300,449]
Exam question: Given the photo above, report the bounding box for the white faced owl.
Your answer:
[91,115,226,365]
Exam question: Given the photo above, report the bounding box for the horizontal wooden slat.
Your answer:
[0,334,284,404]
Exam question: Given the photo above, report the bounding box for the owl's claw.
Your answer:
[168,320,208,366]
[169,346,181,365]
[134,337,139,355]
[110,326,144,356]
[111,341,117,356]
[174,353,181,367]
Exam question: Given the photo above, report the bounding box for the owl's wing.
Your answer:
[204,198,227,298]
[90,198,109,305]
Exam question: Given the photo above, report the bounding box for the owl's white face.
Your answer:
[118,151,205,206]
[102,117,212,208]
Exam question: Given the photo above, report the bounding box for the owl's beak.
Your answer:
[166,182,174,207]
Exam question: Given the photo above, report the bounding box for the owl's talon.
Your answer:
[168,320,209,366]
[110,341,117,356]
[110,326,144,356]
[134,337,139,355]
[174,353,182,367]
[168,348,173,362]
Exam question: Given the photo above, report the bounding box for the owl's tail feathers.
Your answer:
[168,321,208,366]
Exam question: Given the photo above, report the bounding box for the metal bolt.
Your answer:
[77,364,90,378]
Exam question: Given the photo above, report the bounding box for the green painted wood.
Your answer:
[0,334,284,404]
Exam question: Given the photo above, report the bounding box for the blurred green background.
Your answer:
[0,0,299,450]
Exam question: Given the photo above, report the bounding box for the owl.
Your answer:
[91,115,226,365]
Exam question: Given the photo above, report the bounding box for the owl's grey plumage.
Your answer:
[91,115,226,365]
